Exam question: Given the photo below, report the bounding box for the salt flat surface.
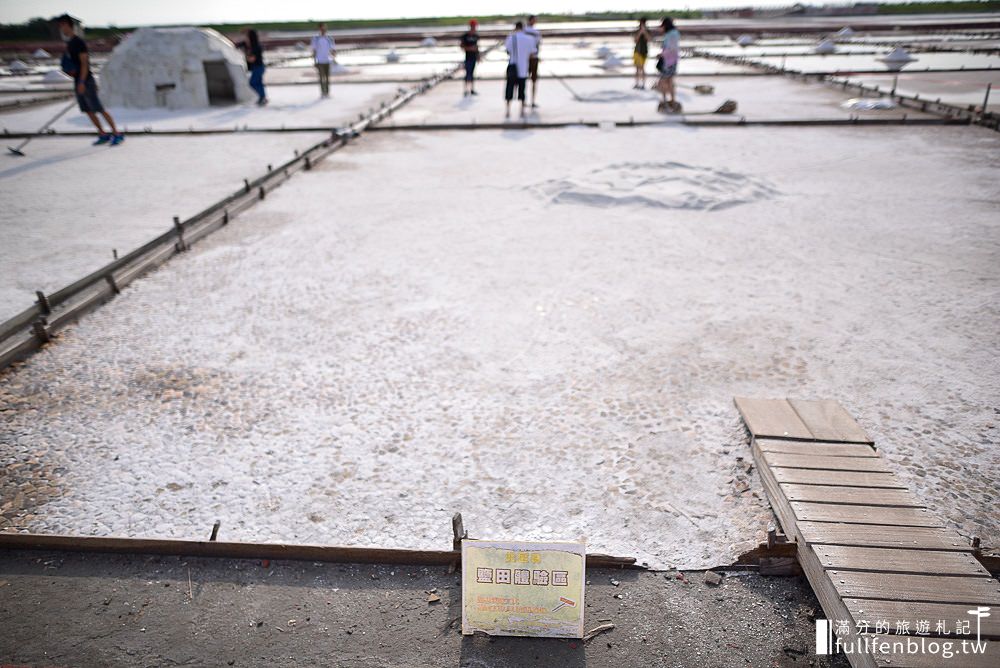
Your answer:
[754,51,1000,72]
[0,82,400,133]
[848,70,1000,111]
[0,132,326,320]
[1,125,997,570]
[388,75,934,125]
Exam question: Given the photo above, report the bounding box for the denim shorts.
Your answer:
[75,76,104,113]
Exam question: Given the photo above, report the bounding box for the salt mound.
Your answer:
[100,27,254,109]
[386,50,401,63]
[33,48,52,58]
[597,55,624,70]
[8,59,29,73]
[421,37,437,47]
[878,47,917,71]
[575,39,590,48]
[595,45,612,58]
[294,41,308,51]
[842,97,897,110]
[814,39,837,54]
[529,162,779,212]
[736,34,755,47]
[42,69,72,82]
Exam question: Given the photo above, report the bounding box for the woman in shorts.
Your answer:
[656,17,681,112]
[633,17,651,89]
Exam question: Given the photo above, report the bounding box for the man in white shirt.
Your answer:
[311,23,336,98]
[523,15,541,108]
[504,21,534,119]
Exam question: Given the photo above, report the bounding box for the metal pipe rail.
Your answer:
[367,117,970,132]
[0,62,467,372]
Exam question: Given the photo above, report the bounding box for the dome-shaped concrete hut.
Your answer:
[101,27,254,109]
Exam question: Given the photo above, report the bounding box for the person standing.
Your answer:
[55,14,123,146]
[504,21,534,119]
[311,23,336,98]
[460,19,480,97]
[523,15,541,109]
[241,28,267,106]
[633,17,652,90]
[656,17,681,112]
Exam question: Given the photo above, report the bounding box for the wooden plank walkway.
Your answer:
[735,398,999,668]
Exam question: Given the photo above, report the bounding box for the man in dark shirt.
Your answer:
[241,28,267,106]
[460,20,480,97]
[56,14,122,146]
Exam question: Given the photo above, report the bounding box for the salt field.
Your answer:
[2,20,999,575]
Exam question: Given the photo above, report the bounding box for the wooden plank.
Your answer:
[772,468,906,488]
[781,484,925,508]
[829,572,1000,605]
[844,598,1000,639]
[818,545,991,576]
[874,639,999,667]
[798,532,880,668]
[799,523,973,551]
[791,502,943,527]
[756,438,878,457]
[763,451,893,472]
[734,397,812,439]
[753,438,879,668]
[788,398,873,443]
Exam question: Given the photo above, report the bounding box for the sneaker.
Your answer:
[257,98,268,106]
[93,134,111,145]
[470,90,478,95]
[531,103,539,109]
[109,133,125,146]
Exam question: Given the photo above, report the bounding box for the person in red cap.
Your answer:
[460,19,480,96]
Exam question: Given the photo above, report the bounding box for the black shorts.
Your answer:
[75,76,104,113]
[528,55,539,82]
[505,67,526,101]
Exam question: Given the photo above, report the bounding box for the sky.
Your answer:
[0,0,880,26]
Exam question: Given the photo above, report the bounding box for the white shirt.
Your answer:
[524,25,541,55]
[505,30,535,78]
[311,34,336,64]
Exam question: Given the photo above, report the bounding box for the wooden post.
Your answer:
[104,274,120,295]
[34,291,51,315]
[209,521,221,542]
[173,216,187,251]
[982,83,992,114]
[452,513,466,551]
[32,320,50,343]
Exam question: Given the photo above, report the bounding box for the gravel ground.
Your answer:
[1,122,997,569]
[0,549,849,668]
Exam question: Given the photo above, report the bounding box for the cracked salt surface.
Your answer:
[529,161,779,211]
[1,126,998,569]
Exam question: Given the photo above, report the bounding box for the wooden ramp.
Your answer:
[735,398,998,668]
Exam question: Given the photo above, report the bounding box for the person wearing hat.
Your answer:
[460,19,480,96]
[55,13,123,146]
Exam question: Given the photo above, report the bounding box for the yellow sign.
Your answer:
[462,539,586,638]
